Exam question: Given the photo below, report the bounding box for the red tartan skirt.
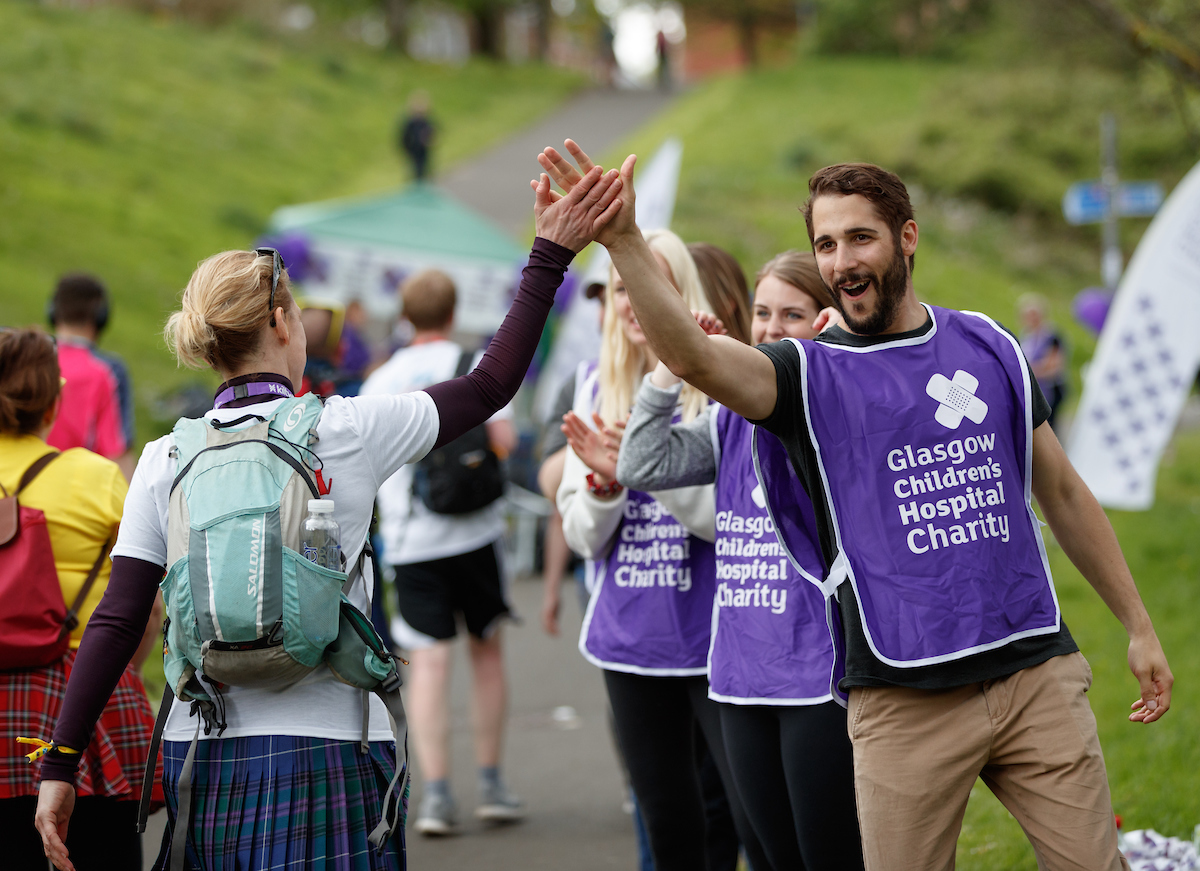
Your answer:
[0,649,163,807]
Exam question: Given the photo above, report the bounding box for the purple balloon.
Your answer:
[1073,287,1113,335]
[254,233,313,284]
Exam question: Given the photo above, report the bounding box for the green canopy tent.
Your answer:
[267,184,527,335]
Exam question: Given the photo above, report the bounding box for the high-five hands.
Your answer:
[531,163,624,253]
[562,410,626,487]
[537,140,638,248]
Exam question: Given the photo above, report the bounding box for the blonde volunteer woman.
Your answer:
[557,229,766,871]
[35,166,623,871]
[0,328,160,870]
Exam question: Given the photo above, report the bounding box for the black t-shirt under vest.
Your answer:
[753,315,1078,691]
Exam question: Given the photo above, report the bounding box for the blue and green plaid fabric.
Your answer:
[155,736,407,871]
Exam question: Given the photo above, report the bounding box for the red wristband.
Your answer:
[586,472,624,498]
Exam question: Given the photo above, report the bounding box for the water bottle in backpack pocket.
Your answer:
[301,498,342,570]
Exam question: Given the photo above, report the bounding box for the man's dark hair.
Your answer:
[50,273,110,329]
[802,163,916,273]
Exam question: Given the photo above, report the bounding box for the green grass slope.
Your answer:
[616,56,1192,354]
[604,57,1200,868]
[0,2,583,441]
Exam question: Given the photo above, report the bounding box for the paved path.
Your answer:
[441,88,676,240]
[404,575,637,869]
[414,89,681,866]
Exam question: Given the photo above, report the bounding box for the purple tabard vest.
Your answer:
[769,305,1059,668]
[574,377,716,675]
[580,488,717,674]
[708,407,836,704]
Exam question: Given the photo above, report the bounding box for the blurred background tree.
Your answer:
[811,0,992,57]
[678,0,800,67]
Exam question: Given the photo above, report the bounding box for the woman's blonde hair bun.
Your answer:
[164,250,293,372]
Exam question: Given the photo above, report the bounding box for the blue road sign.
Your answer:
[1064,182,1107,225]
[1117,181,1164,217]
[1063,180,1165,225]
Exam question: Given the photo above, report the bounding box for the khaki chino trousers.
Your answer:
[847,652,1129,871]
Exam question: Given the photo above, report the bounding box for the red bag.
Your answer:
[0,452,111,670]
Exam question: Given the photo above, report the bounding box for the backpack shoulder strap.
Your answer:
[454,349,475,379]
[0,452,60,547]
[170,415,212,470]
[16,451,60,495]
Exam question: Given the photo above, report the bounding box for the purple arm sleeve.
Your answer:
[425,236,574,448]
[42,556,163,784]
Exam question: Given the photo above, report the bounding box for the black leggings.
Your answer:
[2,795,142,870]
[603,670,768,871]
[720,702,863,871]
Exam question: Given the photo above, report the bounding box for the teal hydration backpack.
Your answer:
[137,395,409,868]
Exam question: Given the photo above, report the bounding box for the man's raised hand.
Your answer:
[537,140,638,247]
[538,139,595,192]
[531,164,623,253]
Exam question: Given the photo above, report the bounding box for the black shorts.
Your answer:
[392,542,511,643]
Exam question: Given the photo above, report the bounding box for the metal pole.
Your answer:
[1100,112,1123,290]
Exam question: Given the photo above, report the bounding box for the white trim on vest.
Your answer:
[750,424,824,591]
[753,417,848,706]
[709,404,724,472]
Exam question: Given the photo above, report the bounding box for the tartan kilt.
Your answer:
[156,735,407,871]
[0,648,164,806]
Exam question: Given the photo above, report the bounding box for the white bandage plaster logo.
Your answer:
[925,370,988,429]
[751,485,766,509]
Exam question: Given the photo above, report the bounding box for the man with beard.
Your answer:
[535,143,1173,871]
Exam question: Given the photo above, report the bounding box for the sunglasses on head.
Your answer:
[254,247,286,327]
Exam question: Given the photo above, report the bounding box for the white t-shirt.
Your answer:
[360,340,510,565]
[113,391,440,742]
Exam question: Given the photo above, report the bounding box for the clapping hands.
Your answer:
[562,411,626,485]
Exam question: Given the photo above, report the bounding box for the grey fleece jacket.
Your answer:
[617,374,718,491]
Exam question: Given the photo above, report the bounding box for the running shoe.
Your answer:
[414,792,459,836]
[475,780,525,823]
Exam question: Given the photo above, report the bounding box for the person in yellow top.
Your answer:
[0,327,161,870]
